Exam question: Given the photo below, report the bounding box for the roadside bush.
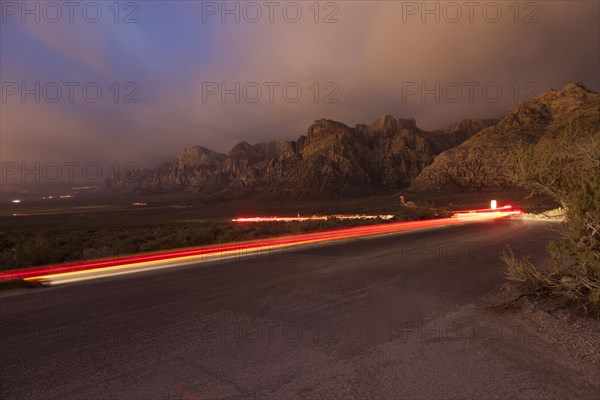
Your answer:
[506,124,600,316]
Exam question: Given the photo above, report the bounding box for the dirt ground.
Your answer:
[484,284,600,391]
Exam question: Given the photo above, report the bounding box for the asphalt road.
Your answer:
[1,219,595,399]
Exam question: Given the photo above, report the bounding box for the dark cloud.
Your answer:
[1,1,598,172]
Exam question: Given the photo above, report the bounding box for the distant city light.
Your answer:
[490,200,497,209]
[11,199,21,203]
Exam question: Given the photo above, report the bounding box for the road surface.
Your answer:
[1,219,596,399]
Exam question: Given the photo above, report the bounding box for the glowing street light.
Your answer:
[490,200,497,209]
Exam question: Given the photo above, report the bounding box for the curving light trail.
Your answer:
[0,206,521,286]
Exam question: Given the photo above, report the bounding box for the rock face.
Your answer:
[116,115,496,198]
[115,82,598,197]
[119,146,226,191]
[410,82,599,192]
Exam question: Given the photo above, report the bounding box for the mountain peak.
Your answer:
[561,81,590,92]
[305,119,352,143]
[369,114,396,132]
[309,118,350,131]
[534,81,596,104]
[368,115,417,134]
[175,145,226,165]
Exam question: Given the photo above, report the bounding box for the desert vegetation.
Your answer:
[504,123,600,316]
[0,202,447,272]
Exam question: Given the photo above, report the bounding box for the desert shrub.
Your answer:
[506,124,600,316]
[1,201,453,272]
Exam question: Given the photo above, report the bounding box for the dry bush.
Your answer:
[507,124,600,316]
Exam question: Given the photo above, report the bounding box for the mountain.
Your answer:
[410,82,599,192]
[113,82,598,198]
[114,146,225,191]
[114,115,497,198]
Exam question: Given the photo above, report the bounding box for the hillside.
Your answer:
[410,82,599,192]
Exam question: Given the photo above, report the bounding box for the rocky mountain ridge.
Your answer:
[113,82,598,198]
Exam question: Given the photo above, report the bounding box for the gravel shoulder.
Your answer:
[483,284,600,392]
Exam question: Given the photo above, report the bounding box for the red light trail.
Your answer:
[0,206,522,285]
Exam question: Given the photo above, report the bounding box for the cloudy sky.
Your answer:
[1,0,599,173]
